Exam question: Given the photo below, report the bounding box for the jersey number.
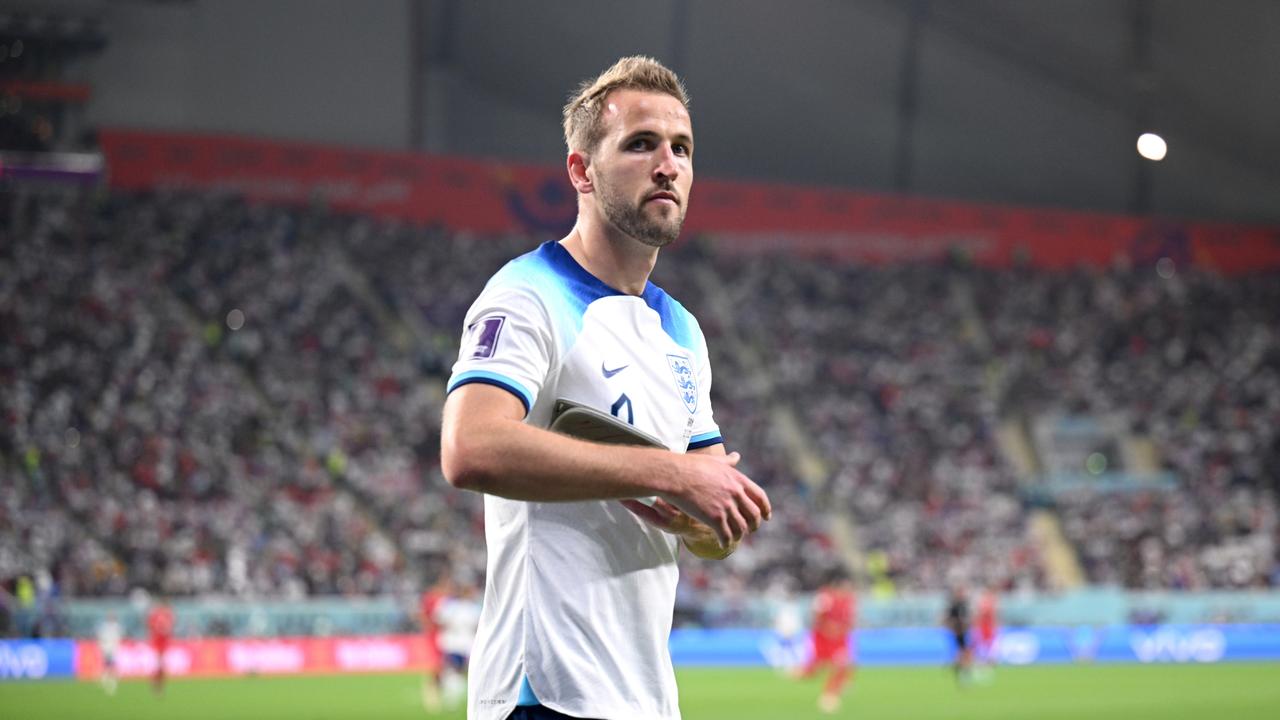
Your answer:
[610,393,634,425]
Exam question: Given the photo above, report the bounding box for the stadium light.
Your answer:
[1137,133,1167,161]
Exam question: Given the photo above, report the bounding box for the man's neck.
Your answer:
[559,220,659,296]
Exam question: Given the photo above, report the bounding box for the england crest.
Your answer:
[666,353,698,413]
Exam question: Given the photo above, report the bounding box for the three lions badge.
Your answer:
[666,354,697,413]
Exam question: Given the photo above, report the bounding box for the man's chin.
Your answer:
[606,202,683,248]
[638,220,682,248]
[631,231,677,249]
[641,211,684,246]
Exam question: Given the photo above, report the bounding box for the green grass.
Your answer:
[2,664,1278,719]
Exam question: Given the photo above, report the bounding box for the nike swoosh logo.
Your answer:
[602,362,629,378]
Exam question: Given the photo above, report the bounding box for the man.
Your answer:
[974,587,998,672]
[799,571,857,713]
[97,612,122,696]
[146,598,174,695]
[943,587,973,685]
[441,56,772,720]
[766,592,806,673]
[420,576,454,713]
[438,583,483,709]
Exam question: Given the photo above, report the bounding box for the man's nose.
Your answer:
[653,144,680,182]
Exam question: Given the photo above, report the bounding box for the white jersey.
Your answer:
[448,240,721,720]
[438,596,482,657]
[97,618,122,656]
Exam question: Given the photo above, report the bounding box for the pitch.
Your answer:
[1,664,1276,719]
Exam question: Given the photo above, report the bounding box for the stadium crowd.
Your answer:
[3,186,1278,636]
[706,251,1043,595]
[975,264,1280,589]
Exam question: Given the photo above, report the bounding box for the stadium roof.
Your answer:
[12,0,1280,225]
[441,0,1280,225]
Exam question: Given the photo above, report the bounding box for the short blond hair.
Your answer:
[562,56,690,155]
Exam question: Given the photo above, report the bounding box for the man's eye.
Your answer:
[629,139,652,151]
[674,144,690,156]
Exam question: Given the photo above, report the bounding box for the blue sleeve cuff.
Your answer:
[687,432,723,451]
[447,370,533,415]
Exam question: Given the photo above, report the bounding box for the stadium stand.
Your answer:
[2,184,1278,637]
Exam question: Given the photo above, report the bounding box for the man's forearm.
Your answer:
[442,413,683,502]
[442,384,768,546]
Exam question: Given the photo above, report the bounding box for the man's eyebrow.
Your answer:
[623,129,694,147]
[624,129,660,142]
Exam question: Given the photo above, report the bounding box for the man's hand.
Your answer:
[661,450,771,547]
[621,497,738,559]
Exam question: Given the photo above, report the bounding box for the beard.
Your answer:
[597,178,686,249]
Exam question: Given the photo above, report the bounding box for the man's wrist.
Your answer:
[642,449,684,499]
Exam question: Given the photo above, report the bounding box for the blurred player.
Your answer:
[974,588,999,673]
[943,587,973,685]
[437,583,482,709]
[799,570,857,713]
[766,593,807,674]
[147,598,174,695]
[96,612,122,696]
[420,576,454,713]
[441,55,772,719]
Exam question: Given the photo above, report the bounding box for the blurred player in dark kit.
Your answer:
[943,587,973,685]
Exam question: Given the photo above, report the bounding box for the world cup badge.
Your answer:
[467,315,506,359]
[666,354,697,413]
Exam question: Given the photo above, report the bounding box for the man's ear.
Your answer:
[567,151,593,194]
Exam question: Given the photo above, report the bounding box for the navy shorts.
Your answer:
[507,706,599,720]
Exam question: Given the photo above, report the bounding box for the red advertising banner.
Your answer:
[75,636,431,680]
[98,129,1280,274]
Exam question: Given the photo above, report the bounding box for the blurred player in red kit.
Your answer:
[420,576,454,713]
[974,588,999,670]
[800,570,857,713]
[146,599,174,695]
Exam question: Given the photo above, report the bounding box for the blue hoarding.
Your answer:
[0,640,77,681]
[670,624,1280,667]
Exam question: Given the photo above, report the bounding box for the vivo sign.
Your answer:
[0,640,75,680]
[1130,628,1226,664]
[0,644,48,679]
[994,631,1040,666]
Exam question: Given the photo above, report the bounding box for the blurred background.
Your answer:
[1,0,1278,714]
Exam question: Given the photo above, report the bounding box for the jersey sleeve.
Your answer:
[686,320,723,450]
[446,282,554,416]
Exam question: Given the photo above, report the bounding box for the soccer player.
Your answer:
[974,588,999,673]
[768,593,807,674]
[437,583,482,709]
[943,587,973,685]
[146,598,174,695]
[441,56,773,720]
[97,612,122,696]
[799,571,857,713]
[420,576,454,713]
